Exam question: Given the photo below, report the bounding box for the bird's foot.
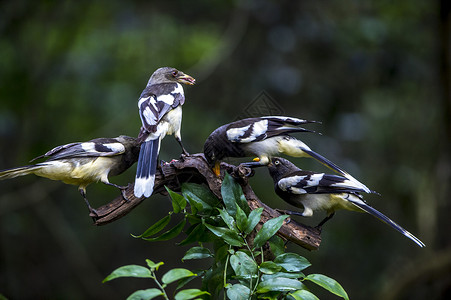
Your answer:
[180,150,189,161]
[237,164,255,177]
[119,185,131,202]
[88,207,99,222]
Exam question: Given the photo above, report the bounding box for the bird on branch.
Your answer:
[0,135,140,216]
[203,116,371,193]
[134,67,195,198]
[267,157,425,247]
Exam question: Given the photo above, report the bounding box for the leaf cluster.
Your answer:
[104,174,349,300]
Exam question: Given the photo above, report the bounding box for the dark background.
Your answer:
[1,0,450,299]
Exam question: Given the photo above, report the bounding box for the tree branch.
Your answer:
[91,154,321,251]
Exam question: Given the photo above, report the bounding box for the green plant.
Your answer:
[104,173,349,300]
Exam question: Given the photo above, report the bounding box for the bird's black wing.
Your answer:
[277,170,368,195]
[138,82,185,133]
[32,138,127,161]
[225,116,316,144]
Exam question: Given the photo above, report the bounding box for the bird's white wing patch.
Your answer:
[241,119,268,143]
[157,94,176,105]
[156,83,184,105]
[80,142,96,152]
[142,106,155,125]
[227,124,251,141]
[102,142,126,153]
[138,96,151,108]
[226,119,269,143]
[303,173,323,187]
[329,178,365,190]
[278,175,308,193]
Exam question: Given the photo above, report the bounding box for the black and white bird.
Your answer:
[0,136,141,215]
[267,157,425,247]
[203,116,371,193]
[134,67,195,198]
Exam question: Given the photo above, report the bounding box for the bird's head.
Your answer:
[203,137,223,176]
[267,157,299,181]
[148,67,196,86]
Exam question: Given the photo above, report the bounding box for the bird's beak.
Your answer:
[253,157,260,162]
[213,161,221,177]
[176,72,196,85]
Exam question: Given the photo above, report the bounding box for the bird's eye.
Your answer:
[172,71,178,77]
[274,160,280,165]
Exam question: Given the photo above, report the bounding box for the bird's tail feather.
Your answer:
[349,198,425,247]
[302,147,373,194]
[134,139,160,198]
[0,165,43,180]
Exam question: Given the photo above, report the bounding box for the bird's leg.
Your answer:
[175,136,189,157]
[78,188,98,219]
[104,182,131,202]
[275,209,305,217]
[315,212,335,230]
[239,161,262,168]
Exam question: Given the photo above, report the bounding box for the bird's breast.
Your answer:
[162,106,183,136]
[243,137,280,157]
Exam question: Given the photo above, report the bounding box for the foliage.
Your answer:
[104,174,349,300]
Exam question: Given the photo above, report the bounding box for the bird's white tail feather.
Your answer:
[134,139,160,198]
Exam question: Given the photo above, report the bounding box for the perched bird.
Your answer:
[0,136,141,215]
[203,116,371,193]
[267,157,425,247]
[134,67,195,198]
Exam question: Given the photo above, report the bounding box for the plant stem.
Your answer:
[151,272,169,300]
[223,246,231,300]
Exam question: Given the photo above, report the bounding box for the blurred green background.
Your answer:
[0,0,450,299]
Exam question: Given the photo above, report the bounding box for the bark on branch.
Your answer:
[91,154,321,251]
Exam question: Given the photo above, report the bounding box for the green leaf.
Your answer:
[127,288,164,300]
[165,186,187,213]
[259,261,282,274]
[256,277,304,293]
[288,290,319,300]
[226,283,251,300]
[176,272,201,291]
[204,223,244,247]
[218,208,236,230]
[182,246,213,261]
[261,272,305,281]
[182,183,219,206]
[253,215,289,249]
[132,214,171,238]
[268,235,285,257]
[230,251,258,279]
[221,173,238,216]
[305,274,349,300]
[145,260,164,271]
[244,207,263,234]
[235,204,248,232]
[178,223,213,246]
[103,265,151,282]
[182,183,219,213]
[143,219,186,242]
[258,291,280,300]
[174,289,210,300]
[221,173,250,216]
[161,268,196,285]
[184,194,202,214]
[274,253,311,272]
